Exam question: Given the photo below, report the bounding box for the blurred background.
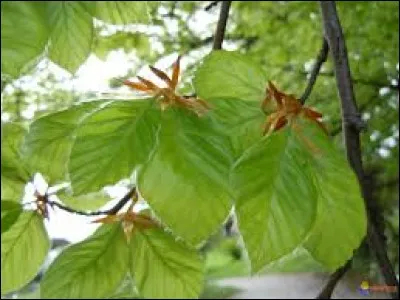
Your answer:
[1,1,398,298]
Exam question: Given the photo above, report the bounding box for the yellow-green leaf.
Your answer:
[231,128,318,273]
[130,228,204,298]
[69,99,160,195]
[1,211,50,295]
[138,108,234,245]
[40,224,129,298]
[194,51,268,102]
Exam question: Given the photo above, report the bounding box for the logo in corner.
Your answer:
[358,280,370,296]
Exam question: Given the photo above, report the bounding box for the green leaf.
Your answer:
[1,122,31,182]
[57,189,112,211]
[69,99,160,195]
[208,98,265,158]
[109,275,141,299]
[194,51,268,102]
[260,246,326,273]
[47,1,93,73]
[231,127,318,273]
[1,211,50,295]
[297,119,367,270]
[1,175,26,202]
[41,223,129,299]
[130,228,204,299]
[93,1,152,24]
[1,200,22,234]
[1,1,49,78]
[22,101,105,184]
[137,108,234,245]
[1,122,31,201]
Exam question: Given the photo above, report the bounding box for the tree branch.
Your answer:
[47,187,136,217]
[212,1,232,50]
[300,38,329,104]
[316,260,352,299]
[319,1,399,298]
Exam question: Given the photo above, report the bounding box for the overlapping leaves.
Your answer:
[196,50,366,273]
[41,223,129,299]
[3,49,368,298]
[1,1,156,78]
[69,99,160,195]
[40,222,204,298]
[21,100,106,184]
[231,127,318,272]
[298,118,367,270]
[137,107,234,245]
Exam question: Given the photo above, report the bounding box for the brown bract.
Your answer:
[93,193,158,241]
[124,56,210,116]
[261,81,327,135]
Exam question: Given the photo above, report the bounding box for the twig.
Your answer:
[212,1,232,50]
[300,39,329,104]
[47,187,136,217]
[205,1,220,11]
[316,261,352,299]
[319,1,399,298]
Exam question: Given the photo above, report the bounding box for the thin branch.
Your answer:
[212,1,232,50]
[319,1,399,298]
[316,261,352,299]
[47,187,136,217]
[300,38,329,104]
[205,1,220,11]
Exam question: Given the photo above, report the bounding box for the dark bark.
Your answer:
[45,187,136,216]
[300,39,329,104]
[213,1,232,50]
[205,1,220,11]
